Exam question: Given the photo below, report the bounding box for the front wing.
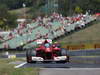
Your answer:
[31,56,68,62]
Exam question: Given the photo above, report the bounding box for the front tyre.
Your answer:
[61,48,69,63]
[26,50,32,63]
[26,50,36,63]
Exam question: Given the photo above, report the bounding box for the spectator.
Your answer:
[3,42,9,49]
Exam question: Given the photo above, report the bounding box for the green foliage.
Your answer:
[58,0,69,16]
[0,0,99,28]
[75,6,83,13]
[0,0,99,16]
[0,0,33,9]
[76,0,100,13]
[30,0,46,18]
[0,4,8,17]
[0,59,39,75]
[0,4,17,30]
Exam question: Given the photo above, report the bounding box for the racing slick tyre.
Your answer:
[61,48,70,62]
[26,49,36,63]
[57,48,69,63]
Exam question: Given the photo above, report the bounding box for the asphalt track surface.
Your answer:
[1,49,99,75]
[39,68,100,75]
[14,62,100,75]
[19,61,100,68]
[14,56,100,68]
[1,49,100,68]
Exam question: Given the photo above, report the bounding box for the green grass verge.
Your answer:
[0,58,39,75]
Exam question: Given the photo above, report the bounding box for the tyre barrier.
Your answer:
[0,52,26,59]
[95,44,100,49]
[0,54,16,59]
[67,45,85,50]
[8,55,16,59]
[84,44,95,50]
[62,44,100,50]
[68,49,100,56]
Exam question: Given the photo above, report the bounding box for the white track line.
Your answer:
[14,62,27,68]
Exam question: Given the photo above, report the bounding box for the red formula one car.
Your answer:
[26,39,69,63]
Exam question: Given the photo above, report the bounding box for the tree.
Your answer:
[0,0,33,9]
[76,0,100,13]
[58,0,69,16]
[75,6,83,14]
[0,4,17,30]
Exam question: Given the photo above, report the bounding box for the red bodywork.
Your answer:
[35,43,61,59]
[26,40,69,63]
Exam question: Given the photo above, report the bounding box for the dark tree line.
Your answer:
[58,0,100,15]
[0,0,99,13]
[0,0,100,30]
[0,4,17,30]
[0,0,33,9]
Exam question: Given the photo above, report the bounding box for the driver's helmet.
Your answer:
[44,43,50,47]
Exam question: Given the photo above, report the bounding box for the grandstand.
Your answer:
[0,12,96,50]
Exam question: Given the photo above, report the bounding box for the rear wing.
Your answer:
[36,39,52,44]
